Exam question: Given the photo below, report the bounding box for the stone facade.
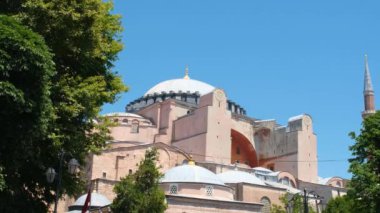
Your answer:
[64,74,347,212]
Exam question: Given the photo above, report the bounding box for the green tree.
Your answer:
[111,148,167,213]
[0,15,55,212]
[271,193,316,213]
[322,195,354,213]
[0,167,5,191]
[1,0,127,211]
[348,112,380,212]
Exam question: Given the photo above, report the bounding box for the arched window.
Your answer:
[205,185,213,196]
[122,119,128,124]
[260,197,271,213]
[131,120,139,133]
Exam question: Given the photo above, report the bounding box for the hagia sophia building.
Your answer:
[61,56,376,213]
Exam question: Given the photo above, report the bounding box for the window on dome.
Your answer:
[169,184,178,194]
[280,177,290,186]
[122,119,128,124]
[205,185,213,196]
[131,120,139,133]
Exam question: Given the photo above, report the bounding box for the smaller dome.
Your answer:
[71,192,111,207]
[161,163,225,186]
[217,170,265,186]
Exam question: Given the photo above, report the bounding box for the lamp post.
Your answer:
[302,189,324,213]
[45,151,79,213]
[286,189,323,213]
[303,189,309,213]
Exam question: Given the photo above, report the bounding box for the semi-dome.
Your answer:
[144,78,215,97]
[161,163,226,186]
[217,170,265,186]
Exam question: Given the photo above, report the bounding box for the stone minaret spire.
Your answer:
[362,54,376,118]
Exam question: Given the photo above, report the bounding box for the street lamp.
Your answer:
[303,189,324,213]
[285,189,323,213]
[45,151,79,213]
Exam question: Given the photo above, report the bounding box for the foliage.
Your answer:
[322,195,354,213]
[0,14,56,212]
[348,111,380,212]
[0,0,127,211]
[111,148,167,213]
[271,193,316,213]
[270,204,286,213]
[0,167,5,191]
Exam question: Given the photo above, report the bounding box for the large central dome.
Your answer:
[144,72,215,97]
[126,69,247,116]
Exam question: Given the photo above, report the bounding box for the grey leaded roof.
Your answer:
[161,163,226,186]
[217,170,265,185]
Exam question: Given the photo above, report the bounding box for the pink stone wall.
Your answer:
[161,183,234,201]
[89,144,188,181]
[109,125,157,142]
[173,107,208,141]
[239,184,286,206]
[172,134,207,162]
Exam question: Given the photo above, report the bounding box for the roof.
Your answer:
[161,164,226,186]
[217,170,265,185]
[264,181,300,194]
[144,78,215,97]
[364,54,374,92]
[71,192,111,207]
[252,167,273,173]
[103,112,143,118]
[288,114,304,122]
[318,177,331,185]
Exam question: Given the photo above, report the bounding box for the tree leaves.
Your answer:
[1,0,127,211]
[112,148,167,213]
[348,112,380,212]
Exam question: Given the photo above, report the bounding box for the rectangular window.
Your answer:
[205,185,213,196]
[169,184,178,194]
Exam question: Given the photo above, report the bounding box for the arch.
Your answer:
[325,176,345,188]
[278,171,297,188]
[260,196,271,213]
[231,129,258,167]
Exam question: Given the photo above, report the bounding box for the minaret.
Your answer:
[362,54,376,118]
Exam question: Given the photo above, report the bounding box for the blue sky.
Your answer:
[103,0,380,179]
